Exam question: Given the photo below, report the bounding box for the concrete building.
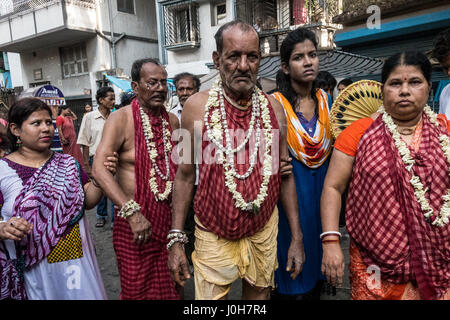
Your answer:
[157,0,235,78]
[0,52,13,89]
[0,0,159,119]
[0,51,22,114]
[156,0,384,94]
[333,0,450,108]
[157,0,342,78]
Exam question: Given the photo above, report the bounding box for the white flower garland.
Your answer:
[140,107,173,201]
[204,78,273,213]
[381,105,450,227]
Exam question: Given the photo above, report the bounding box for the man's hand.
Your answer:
[285,239,305,280]
[168,243,191,287]
[127,211,152,245]
[104,151,119,175]
[280,156,293,177]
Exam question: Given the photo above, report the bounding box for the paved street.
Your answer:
[86,206,351,300]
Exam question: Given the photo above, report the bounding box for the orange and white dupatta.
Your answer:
[272,89,332,168]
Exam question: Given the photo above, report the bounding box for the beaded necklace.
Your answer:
[204,78,274,213]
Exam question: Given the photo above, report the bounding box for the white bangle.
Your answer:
[169,229,185,234]
[166,231,188,250]
[320,231,342,239]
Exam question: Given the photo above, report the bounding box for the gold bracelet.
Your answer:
[118,200,141,219]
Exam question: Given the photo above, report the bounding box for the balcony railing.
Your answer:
[0,0,96,19]
[334,0,445,24]
[341,0,445,13]
[235,0,341,56]
[236,0,341,30]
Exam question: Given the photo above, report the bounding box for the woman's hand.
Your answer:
[104,152,119,175]
[321,241,345,287]
[0,217,32,241]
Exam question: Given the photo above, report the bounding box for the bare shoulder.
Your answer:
[168,111,180,130]
[184,90,209,111]
[267,94,283,113]
[267,94,286,127]
[105,106,133,135]
[181,90,209,124]
[110,105,132,120]
[100,106,135,154]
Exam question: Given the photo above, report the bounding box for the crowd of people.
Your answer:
[0,21,449,301]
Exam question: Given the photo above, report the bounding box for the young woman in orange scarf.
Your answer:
[271,27,332,300]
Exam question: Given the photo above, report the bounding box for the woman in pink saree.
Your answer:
[0,98,113,300]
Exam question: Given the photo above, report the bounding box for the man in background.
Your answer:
[315,71,337,106]
[170,72,200,122]
[337,78,353,94]
[77,86,115,228]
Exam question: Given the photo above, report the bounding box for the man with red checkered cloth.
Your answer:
[92,58,180,299]
[168,20,305,300]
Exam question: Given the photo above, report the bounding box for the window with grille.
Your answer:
[235,0,278,30]
[60,43,89,78]
[163,2,200,49]
[210,1,226,26]
[216,2,226,24]
[117,0,134,14]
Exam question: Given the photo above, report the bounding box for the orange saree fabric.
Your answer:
[350,241,449,300]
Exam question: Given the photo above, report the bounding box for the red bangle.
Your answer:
[322,239,340,244]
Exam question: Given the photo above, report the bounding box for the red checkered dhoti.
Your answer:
[111,99,178,300]
[113,218,178,300]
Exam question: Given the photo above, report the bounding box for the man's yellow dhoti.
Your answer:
[192,208,279,300]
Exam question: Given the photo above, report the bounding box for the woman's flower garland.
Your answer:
[140,107,173,201]
[204,78,273,213]
[382,105,450,227]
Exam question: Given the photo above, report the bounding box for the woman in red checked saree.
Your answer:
[320,51,449,300]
